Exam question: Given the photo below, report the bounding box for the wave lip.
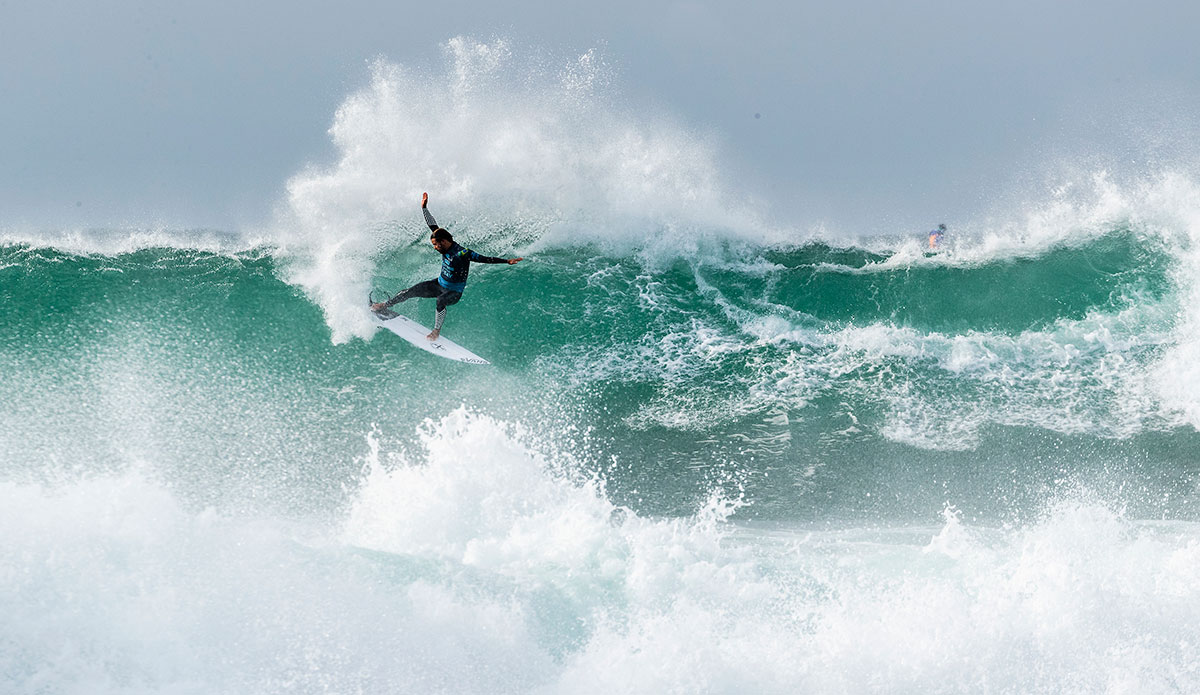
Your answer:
[0,226,269,256]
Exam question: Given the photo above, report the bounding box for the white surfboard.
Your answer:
[372,311,490,365]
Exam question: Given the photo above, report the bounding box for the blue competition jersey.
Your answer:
[424,207,507,292]
[438,242,505,292]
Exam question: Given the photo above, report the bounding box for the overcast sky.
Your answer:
[3,0,1200,233]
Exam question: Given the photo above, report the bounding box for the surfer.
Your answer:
[371,193,523,340]
[928,223,946,249]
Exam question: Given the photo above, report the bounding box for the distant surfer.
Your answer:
[371,193,523,340]
[928,223,946,249]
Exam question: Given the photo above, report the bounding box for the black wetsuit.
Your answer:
[381,206,507,332]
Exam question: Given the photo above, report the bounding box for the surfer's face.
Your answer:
[431,237,452,253]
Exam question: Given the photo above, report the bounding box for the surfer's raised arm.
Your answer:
[421,192,440,233]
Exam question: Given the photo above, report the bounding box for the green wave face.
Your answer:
[1,229,1196,523]
[753,231,1173,333]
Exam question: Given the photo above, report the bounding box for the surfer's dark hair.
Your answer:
[431,228,453,242]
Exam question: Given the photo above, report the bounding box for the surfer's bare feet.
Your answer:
[426,330,440,341]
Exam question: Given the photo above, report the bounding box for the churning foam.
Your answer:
[339,410,1200,693]
[7,411,1198,693]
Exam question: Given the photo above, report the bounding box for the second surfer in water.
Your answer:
[371,193,524,340]
[928,223,946,249]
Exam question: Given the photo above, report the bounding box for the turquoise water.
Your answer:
[4,42,1200,693]
[4,219,1200,692]
[3,228,1195,521]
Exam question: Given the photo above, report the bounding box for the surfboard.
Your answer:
[371,309,490,365]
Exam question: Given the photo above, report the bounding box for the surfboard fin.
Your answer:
[368,290,401,319]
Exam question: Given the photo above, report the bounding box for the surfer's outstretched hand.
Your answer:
[507,257,524,265]
[370,302,386,312]
[421,192,428,208]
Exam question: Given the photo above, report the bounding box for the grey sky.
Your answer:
[3,0,1199,233]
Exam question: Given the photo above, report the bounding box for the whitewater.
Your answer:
[3,38,1200,694]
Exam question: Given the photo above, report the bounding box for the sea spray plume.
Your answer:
[275,36,769,343]
[343,409,620,566]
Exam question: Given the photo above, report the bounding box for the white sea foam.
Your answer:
[0,225,268,256]
[858,169,1179,268]
[6,412,1197,693]
[1142,175,1200,429]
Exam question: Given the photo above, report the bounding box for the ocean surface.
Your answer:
[5,42,1200,694]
